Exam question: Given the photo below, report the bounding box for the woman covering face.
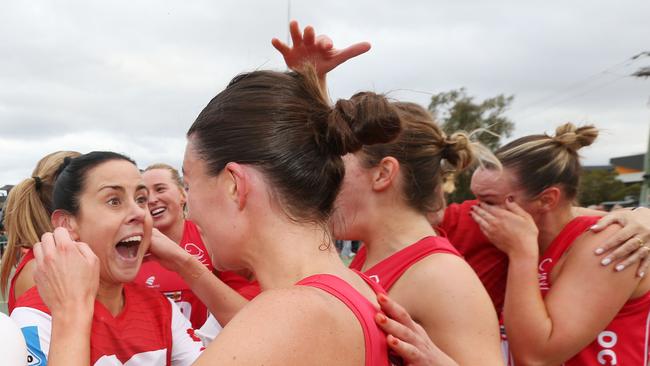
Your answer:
[11,152,203,365]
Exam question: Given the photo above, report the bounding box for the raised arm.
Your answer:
[272,20,371,96]
[472,201,643,365]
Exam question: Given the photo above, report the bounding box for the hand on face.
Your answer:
[145,228,190,272]
[272,20,371,79]
[471,199,539,258]
[591,207,650,277]
[33,227,99,316]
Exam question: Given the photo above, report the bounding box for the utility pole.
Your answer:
[633,65,650,206]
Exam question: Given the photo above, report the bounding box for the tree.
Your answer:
[428,88,515,202]
[578,169,642,206]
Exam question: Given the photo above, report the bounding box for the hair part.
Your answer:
[0,151,81,296]
[52,151,136,216]
[187,66,402,225]
[495,122,598,199]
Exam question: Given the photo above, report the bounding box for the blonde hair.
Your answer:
[144,163,184,191]
[1,151,81,295]
[495,122,598,199]
[360,102,499,213]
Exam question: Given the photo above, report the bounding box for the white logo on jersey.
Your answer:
[597,330,618,365]
[538,258,553,291]
[95,349,166,365]
[145,276,156,287]
[369,275,380,284]
[184,243,209,266]
[27,348,43,366]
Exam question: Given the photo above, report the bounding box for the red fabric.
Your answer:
[439,200,509,312]
[536,216,650,366]
[8,248,35,314]
[134,220,213,329]
[296,272,395,366]
[216,271,260,300]
[349,236,460,290]
[16,283,174,365]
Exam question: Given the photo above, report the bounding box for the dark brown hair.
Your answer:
[187,67,402,224]
[495,122,598,199]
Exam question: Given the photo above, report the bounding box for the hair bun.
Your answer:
[441,132,475,171]
[322,92,401,156]
[553,122,598,152]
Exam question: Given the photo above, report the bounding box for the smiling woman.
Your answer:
[10,152,203,365]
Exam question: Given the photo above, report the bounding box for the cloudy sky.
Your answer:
[1,0,649,185]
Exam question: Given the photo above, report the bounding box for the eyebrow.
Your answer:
[98,184,149,193]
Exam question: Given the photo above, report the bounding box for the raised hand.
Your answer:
[272,20,371,80]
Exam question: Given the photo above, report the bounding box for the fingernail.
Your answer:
[507,196,514,202]
[640,272,645,278]
[615,264,625,272]
[590,224,599,230]
[594,248,604,255]
[377,294,387,303]
[377,313,387,324]
[601,258,612,266]
[391,338,399,346]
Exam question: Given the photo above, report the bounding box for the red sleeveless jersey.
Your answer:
[349,236,461,290]
[134,220,213,329]
[297,272,398,365]
[11,283,203,365]
[8,248,35,314]
[439,200,509,313]
[537,216,650,365]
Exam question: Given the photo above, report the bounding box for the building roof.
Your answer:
[610,153,645,171]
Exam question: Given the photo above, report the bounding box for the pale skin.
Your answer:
[470,167,650,365]
[334,152,503,365]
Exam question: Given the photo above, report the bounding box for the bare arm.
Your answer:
[395,255,503,365]
[148,229,248,325]
[473,201,642,365]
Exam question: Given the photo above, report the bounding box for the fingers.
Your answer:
[594,226,636,255]
[289,20,302,46]
[386,334,421,364]
[333,42,371,64]
[590,214,623,233]
[375,312,419,345]
[504,198,528,216]
[76,242,98,264]
[377,293,416,329]
[303,25,315,46]
[611,244,650,272]
[638,253,650,277]
[315,35,333,50]
[271,38,291,55]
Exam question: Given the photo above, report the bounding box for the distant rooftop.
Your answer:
[610,153,645,171]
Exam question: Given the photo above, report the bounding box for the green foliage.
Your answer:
[578,169,641,206]
[428,88,515,202]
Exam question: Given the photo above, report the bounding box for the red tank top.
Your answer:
[439,200,508,313]
[349,236,461,290]
[538,216,650,365]
[8,248,35,314]
[134,220,213,329]
[296,272,398,366]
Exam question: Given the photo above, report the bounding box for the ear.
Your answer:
[224,162,249,210]
[51,209,81,241]
[371,157,400,192]
[536,186,562,212]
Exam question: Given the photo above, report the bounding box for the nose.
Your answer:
[128,199,147,225]
[148,191,159,207]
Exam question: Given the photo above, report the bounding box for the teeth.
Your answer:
[151,208,165,215]
[121,235,142,243]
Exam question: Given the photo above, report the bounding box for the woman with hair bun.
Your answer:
[0,150,81,313]
[342,101,503,365]
[471,123,650,365]
[31,66,430,365]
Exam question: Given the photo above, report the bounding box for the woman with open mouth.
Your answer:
[11,152,204,365]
